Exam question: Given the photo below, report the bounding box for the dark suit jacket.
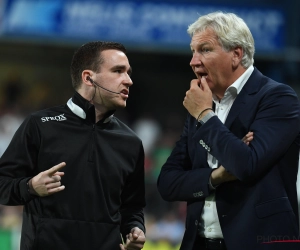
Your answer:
[157,68,300,250]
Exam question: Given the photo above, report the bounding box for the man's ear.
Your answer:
[232,46,243,68]
[82,70,93,86]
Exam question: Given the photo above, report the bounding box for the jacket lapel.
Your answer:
[225,68,263,128]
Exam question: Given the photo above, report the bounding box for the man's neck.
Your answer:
[93,104,107,123]
[76,89,111,123]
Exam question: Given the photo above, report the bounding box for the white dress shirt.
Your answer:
[198,66,254,238]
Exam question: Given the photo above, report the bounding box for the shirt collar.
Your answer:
[229,65,254,95]
[213,65,254,102]
[67,92,114,123]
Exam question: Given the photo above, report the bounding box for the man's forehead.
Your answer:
[101,49,126,59]
[190,30,218,47]
[101,50,129,65]
[100,51,132,73]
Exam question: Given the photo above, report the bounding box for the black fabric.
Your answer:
[0,92,146,250]
[198,237,227,250]
[158,68,300,250]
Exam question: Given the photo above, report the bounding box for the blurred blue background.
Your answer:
[0,0,299,249]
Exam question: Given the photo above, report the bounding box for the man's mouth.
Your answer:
[198,73,208,78]
[120,89,129,97]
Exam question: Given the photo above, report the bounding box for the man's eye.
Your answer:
[201,48,210,53]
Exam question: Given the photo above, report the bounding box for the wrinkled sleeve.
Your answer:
[120,142,146,240]
[193,84,300,182]
[0,115,40,205]
[157,115,213,202]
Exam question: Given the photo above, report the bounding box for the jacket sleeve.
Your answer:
[157,116,214,202]
[0,115,40,205]
[120,141,146,239]
[193,83,300,182]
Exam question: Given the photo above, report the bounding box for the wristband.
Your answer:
[197,108,213,121]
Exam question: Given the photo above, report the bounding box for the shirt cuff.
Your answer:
[199,111,216,125]
[208,176,216,190]
[19,178,36,203]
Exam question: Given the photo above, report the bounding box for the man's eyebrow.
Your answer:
[190,42,210,48]
[111,65,132,75]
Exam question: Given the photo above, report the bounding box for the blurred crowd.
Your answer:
[0,76,186,250]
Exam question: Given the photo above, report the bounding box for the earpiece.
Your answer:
[86,76,120,95]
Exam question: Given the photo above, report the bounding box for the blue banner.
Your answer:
[0,0,286,53]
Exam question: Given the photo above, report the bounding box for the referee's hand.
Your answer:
[119,227,145,250]
[29,162,66,196]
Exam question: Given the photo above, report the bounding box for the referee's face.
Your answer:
[92,49,133,111]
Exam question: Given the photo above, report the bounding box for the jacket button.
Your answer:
[195,220,198,226]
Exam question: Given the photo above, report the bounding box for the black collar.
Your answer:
[67,92,115,123]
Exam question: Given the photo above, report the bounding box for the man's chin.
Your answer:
[114,102,127,109]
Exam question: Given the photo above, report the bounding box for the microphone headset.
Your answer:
[87,76,120,95]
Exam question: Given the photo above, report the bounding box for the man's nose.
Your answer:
[190,53,202,67]
[125,74,133,86]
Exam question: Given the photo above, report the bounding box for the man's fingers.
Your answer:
[119,244,126,250]
[130,227,142,238]
[242,136,248,142]
[51,175,61,182]
[46,181,62,189]
[46,162,66,176]
[245,131,254,137]
[200,76,209,90]
[190,79,200,88]
[47,185,65,195]
[53,172,65,176]
[132,231,141,240]
[128,229,145,243]
[242,131,254,144]
[122,229,145,250]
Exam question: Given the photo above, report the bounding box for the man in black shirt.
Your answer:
[0,41,146,250]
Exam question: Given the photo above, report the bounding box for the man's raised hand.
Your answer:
[29,162,66,196]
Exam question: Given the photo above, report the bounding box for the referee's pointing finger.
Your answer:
[47,162,66,176]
